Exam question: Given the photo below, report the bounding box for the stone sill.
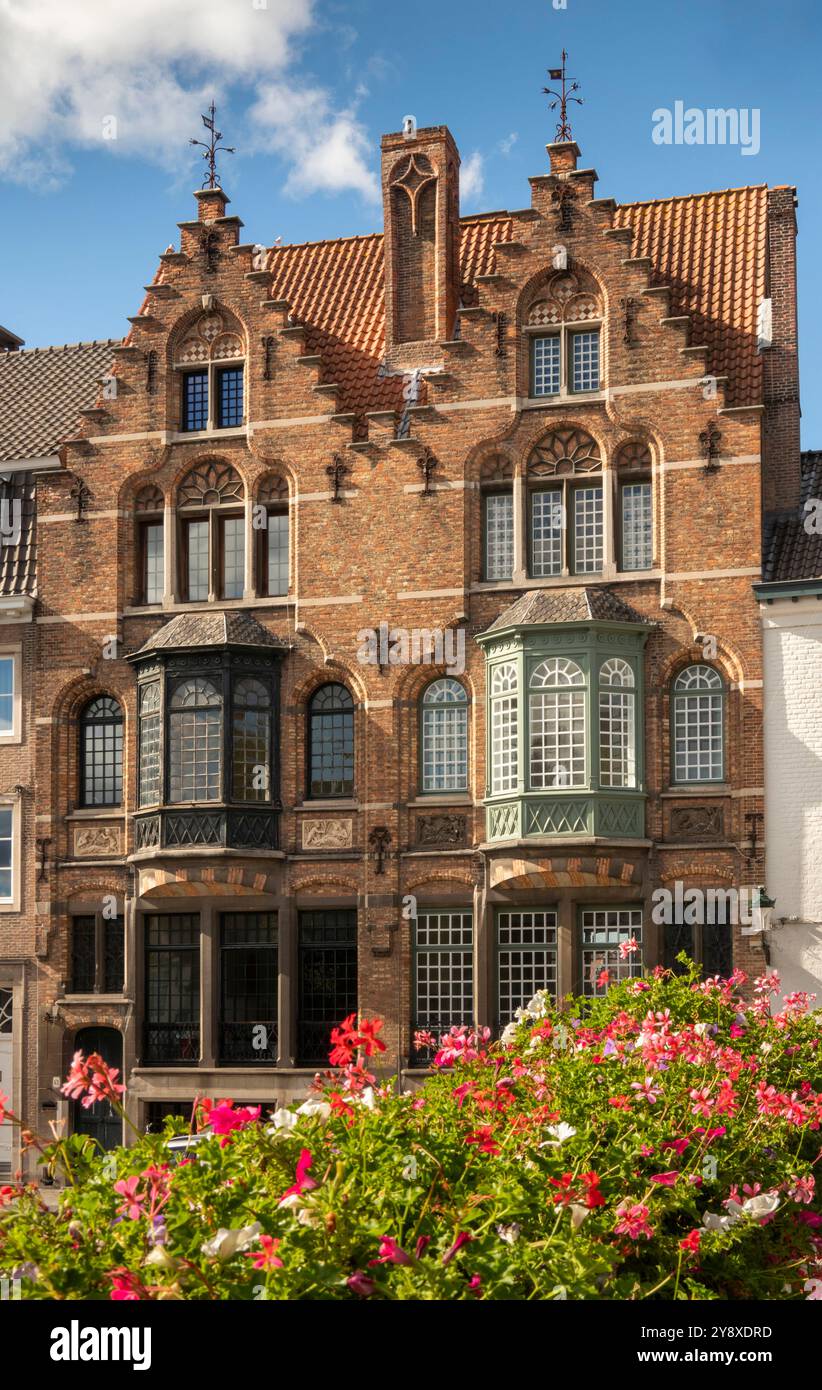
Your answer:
[478,836,653,853]
[660,786,731,798]
[406,795,473,807]
[58,995,132,1006]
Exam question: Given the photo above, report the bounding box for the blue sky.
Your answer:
[1,0,819,443]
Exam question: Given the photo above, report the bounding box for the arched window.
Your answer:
[173,310,245,433]
[599,658,636,788]
[490,662,518,794]
[80,696,123,807]
[308,684,354,799]
[529,658,585,789]
[135,486,164,605]
[527,430,603,577]
[177,461,245,603]
[168,677,222,803]
[232,677,272,802]
[672,665,724,784]
[420,678,468,793]
[616,442,653,573]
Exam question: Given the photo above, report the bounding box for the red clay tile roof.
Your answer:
[265,185,770,418]
[613,185,769,408]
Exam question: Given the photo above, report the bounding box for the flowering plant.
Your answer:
[1,960,821,1300]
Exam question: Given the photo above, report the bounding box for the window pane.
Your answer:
[421,682,468,792]
[266,511,289,596]
[217,367,244,428]
[599,689,636,787]
[571,331,600,391]
[530,690,586,787]
[484,493,513,580]
[139,684,162,807]
[81,698,123,807]
[221,516,245,599]
[71,916,96,993]
[621,482,652,571]
[169,710,221,801]
[220,912,278,1062]
[103,918,125,994]
[580,908,643,996]
[309,685,354,798]
[674,691,723,782]
[531,488,563,577]
[497,911,558,1025]
[0,806,11,900]
[573,485,603,573]
[232,702,271,801]
[297,910,357,1063]
[491,695,518,793]
[144,521,164,604]
[414,911,473,1038]
[182,371,208,431]
[144,914,200,1064]
[185,519,209,601]
[532,335,560,396]
[0,656,13,734]
[703,921,733,978]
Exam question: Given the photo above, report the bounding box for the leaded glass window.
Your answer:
[297,910,357,1063]
[216,366,244,428]
[266,511,289,596]
[80,696,123,807]
[531,488,563,577]
[232,677,272,802]
[490,662,518,794]
[413,911,473,1035]
[70,916,96,993]
[573,484,603,573]
[484,492,514,580]
[184,518,209,601]
[139,682,161,807]
[169,678,222,803]
[220,514,245,599]
[104,917,125,994]
[673,665,724,783]
[182,370,208,431]
[496,910,558,1024]
[570,330,600,392]
[580,908,643,996]
[421,679,468,793]
[531,334,561,396]
[599,658,636,788]
[529,658,585,788]
[71,915,124,994]
[308,684,354,799]
[219,912,278,1063]
[621,481,652,571]
[142,521,164,604]
[144,914,200,1064]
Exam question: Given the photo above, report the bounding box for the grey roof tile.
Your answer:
[132,609,288,655]
[0,339,120,463]
[0,470,36,596]
[762,452,822,584]
[484,587,652,632]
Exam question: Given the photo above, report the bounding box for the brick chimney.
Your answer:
[381,124,461,369]
[762,185,801,513]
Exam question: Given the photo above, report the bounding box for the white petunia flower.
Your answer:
[545,1122,577,1146]
[296,1097,331,1121]
[201,1222,261,1260]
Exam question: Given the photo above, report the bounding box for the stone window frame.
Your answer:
[65,908,126,998]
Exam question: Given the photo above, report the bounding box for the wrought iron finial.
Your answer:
[542,50,583,143]
[189,101,235,190]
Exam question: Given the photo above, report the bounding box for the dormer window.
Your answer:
[174,312,245,433]
[526,274,602,398]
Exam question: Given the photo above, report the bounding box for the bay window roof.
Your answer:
[482,587,651,635]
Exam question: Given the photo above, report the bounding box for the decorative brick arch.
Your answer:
[489,854,644,892]
[138,864,280,901]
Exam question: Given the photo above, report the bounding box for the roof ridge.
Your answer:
[0,337,122,358]
[617,184,769,212]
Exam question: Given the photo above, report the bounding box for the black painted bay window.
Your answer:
[129,610,285,852]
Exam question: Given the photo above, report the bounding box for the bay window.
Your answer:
[599,658,636,788]
[490,663,518,794]
[168,678,222,803]
[529,658,586,788]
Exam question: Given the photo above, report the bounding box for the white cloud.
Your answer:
[0,0,377,199]
[460,151,485,205]
[498,132,518,156]
[248,82,378,201]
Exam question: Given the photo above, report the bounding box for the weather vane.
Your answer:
[190,102,235,190]
[542,50,583,142]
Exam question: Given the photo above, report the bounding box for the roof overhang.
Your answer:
[754,579,822,602]
[0,594,34,621]
[0,454,63,475]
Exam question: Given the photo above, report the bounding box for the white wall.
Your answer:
[762,598,822,1002]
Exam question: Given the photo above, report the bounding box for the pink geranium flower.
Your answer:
[614,1202,654,1240]
[246,1235,283,1270]
[630,1077,661,1104]
[113,1176,145,1221]
[650,1171,680,1186]
[279,1148,317,1204]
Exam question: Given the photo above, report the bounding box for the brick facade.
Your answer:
[0,123,801,1160]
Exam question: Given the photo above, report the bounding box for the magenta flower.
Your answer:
[442,1231,474,1266]
[370,1236,412,1267]
[347,1272,376,1297]
[650,1171,680,1186]
[113,1176,145,1222]
[614,1202,654,1241]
